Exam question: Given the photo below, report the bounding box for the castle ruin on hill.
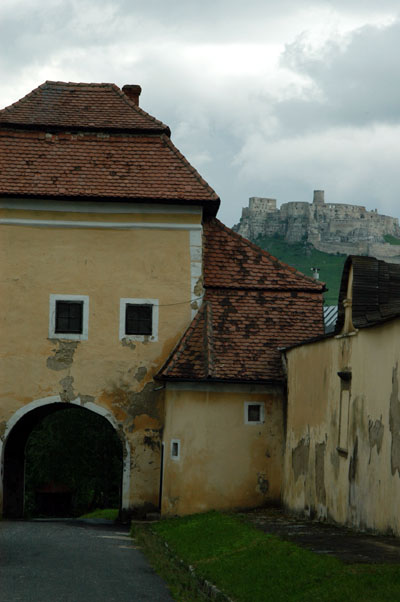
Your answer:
[233,191,400,262]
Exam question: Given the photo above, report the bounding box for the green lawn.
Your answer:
[79,508,119,520]
[254,234,346,306]
[134,512,400,602]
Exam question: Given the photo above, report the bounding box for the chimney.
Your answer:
[313,190,325,204]
[122,85,142,106]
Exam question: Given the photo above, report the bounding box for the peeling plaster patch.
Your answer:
[292,437,310,482]
[121,339,136,351]
[135,367,147,383]
[47,341,79,371]
[143,433,161,452]
[257,474,269,495]
[368,418,384,463]
[59,375,75,402]
[389,363,400,477]
[315,442,326,505]
[79,395,95,405]
[127,382,161,424]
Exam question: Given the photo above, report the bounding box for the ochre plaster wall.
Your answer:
[162,383,285,516]
[0,203,201,514]
[284,320,400,535]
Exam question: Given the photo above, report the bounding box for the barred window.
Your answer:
[55,301,83,334]
[125,304,152,336]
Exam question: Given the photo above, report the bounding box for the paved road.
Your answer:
[0,520,174,602]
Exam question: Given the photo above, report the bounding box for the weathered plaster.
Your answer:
[368,418,384,462]
[292,437,310,482]
[315,442,326,505]
[121,339,136,350]
[47,341,79,371]
[390,363,400,477]
[285,318,400,536]
[134,367,147,383]
[59,375,76,402]
[257,473,269,495]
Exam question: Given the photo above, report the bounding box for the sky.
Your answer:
[1,0,400,226]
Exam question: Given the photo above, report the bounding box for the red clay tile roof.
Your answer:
[203,219,324,290]
[0,129,218,202]
[0,81,219,209]
[0,81,167,132]
[159,219,325,383]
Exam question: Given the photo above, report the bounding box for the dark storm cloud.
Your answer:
[277,20,400,135]
[2,1,400,225]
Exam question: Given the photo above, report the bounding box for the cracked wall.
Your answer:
[284,319,400,536]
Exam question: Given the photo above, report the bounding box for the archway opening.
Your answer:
[3,403,124,519]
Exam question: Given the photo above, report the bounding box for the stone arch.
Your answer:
[0,396,130,518]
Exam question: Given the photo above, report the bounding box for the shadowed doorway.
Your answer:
[3,403,123,518]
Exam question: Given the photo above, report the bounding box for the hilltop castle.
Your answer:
[233,191,400,262]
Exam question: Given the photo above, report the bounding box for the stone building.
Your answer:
[234,191,400,262]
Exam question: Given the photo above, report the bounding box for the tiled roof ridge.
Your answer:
[159,304,207,378]
[0,80,169,133]
[204,301,215,378]
[161,135,220,201]
[209,217,325,290]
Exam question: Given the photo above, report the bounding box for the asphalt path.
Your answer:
[0,519,174,602]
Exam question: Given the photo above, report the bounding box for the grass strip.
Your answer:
[132,522,216,602]
[79,508,119,520]
[142,511,400,602]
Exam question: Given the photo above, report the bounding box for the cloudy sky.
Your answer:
[1,0,400,226]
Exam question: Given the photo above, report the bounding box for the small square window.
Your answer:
[125,304,152,336]
[244,402,265,424]
[55,301,83,334]
[171,439,180,460]
[248,404,261,422]
[119,298,159,342]
[49,294,89,341]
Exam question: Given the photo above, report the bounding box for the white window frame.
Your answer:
[170,439,180,461]
[49,294,89,341]
[119,298,159,342]
[244,402,265,425]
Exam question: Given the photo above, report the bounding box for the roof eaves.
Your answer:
[204,284,327,293]
[161,135,220,205]
[157,375,285,385]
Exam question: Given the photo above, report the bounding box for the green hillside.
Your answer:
[254,234,346,305]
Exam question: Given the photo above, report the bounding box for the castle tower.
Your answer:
[313,190,325,205]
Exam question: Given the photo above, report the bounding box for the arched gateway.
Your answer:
[1,397,131,518]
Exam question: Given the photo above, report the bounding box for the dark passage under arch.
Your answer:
[3,403,123,519]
